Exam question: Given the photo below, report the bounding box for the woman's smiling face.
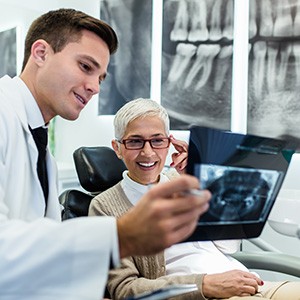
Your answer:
[113,116,170,185]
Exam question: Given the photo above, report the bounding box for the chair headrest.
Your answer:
[73,146,127,193]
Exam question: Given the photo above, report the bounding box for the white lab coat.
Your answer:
[0,76,118,299]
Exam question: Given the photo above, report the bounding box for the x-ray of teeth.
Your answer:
[197,165,279,223]
[273,0,293,37]
[248,0,300,145]
[259,0,274,37]
[266,42,279,92]
[252,41,267,100]
[188,0,209,42]
[209,0,223,41]
[222,0,233,40]
[186,126,295,240]
[98,0,152,115]
[162,0,233,130]
[98,0,234,130]
[294,0,300,36]
[170,0,189,41]
[249,0,257,39]
[97,0,300,143]
[213,45,233,92]
[0,27,16,78]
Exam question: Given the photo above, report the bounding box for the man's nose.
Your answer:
[86,77,100,95]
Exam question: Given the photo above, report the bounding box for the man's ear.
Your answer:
[31,39,49,66]
[111,140,122,159]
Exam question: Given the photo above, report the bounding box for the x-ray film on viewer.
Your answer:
[185,126,298,241]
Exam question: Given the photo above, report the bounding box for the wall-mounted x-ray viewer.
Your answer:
[185,126,298,241]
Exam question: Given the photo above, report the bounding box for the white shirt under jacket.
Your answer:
[122,171,248,277]
[0,75,119,300]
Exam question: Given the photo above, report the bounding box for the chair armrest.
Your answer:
[232,251,300,278]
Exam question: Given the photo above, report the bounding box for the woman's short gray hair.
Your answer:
[114,98,170,140]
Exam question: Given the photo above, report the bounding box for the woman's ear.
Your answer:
[111,140,122,159]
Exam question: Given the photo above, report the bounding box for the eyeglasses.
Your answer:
[117,137,170,150]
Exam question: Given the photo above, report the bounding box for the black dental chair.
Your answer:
[59,146,300,283]
[59,146,127,299]
[59,146,126,220]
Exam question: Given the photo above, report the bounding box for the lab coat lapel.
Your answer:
[1,75,61,220]
[1,76,40,179]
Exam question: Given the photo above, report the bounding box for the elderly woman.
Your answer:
[89,98,300,300]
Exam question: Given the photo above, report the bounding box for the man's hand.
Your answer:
[169,135,188,174]
[117,175,211,258]
[202,270,264,298]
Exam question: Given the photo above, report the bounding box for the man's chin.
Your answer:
[63,111,81,121]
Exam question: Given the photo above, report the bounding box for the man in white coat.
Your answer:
[0,8,211,300]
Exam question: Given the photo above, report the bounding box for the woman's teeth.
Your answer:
[138,162,155,168]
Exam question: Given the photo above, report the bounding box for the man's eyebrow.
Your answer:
[80,54,101,69]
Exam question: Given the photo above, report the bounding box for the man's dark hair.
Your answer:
[22,8,118,70]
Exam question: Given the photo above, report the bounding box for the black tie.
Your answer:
[29,125,49,203]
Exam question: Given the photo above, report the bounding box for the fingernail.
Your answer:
[170,162,174,167]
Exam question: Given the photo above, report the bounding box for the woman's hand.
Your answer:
[169,135,188,174]
[203,270,264,298]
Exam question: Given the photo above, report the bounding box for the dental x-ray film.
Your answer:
[185,126,297,241]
